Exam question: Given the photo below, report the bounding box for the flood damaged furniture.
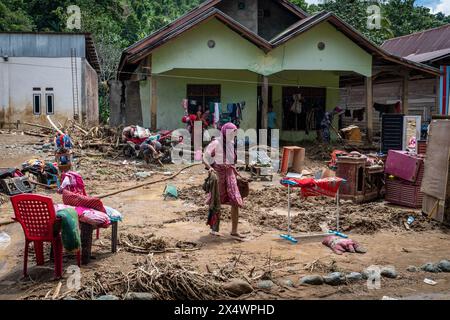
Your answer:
[421,120,450,223]
[10,194,80,278]
[336,155,384,203]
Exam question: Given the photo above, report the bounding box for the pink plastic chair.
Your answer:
[10,194,80,279]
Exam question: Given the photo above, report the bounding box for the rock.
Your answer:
[323,272,346,286]
[124,292,155,300]
[42,143,52,150]
[223,279,253,297]
[283,279,295,287]
[135,171,152,179]
[361,268,381,279]
[437,260,450,272]
[96,295,120,300]
[380,266,398,279]
[421,262,441,273]
[257,280,274,290]
[346,272,363,282]
[299,275,324,286]
[406,266,419,272]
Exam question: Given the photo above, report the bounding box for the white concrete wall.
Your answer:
[0,57,83,125]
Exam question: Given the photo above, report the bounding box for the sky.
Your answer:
[304,0,450,15]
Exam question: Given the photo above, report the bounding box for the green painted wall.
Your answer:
[139,80,151,128]
[152,19,265,74]
[154,69,258,131]
[152,18,372,77]
[267,22,372,77]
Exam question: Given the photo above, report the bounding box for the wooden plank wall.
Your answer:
[339,78,437,136]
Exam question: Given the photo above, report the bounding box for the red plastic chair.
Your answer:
[10,194,80,279]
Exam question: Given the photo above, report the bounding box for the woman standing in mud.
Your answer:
[202,122,245,239]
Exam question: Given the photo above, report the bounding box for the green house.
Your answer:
[116,0,439,143]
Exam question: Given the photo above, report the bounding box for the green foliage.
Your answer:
[306,0,447,44]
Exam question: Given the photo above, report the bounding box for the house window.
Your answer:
[46,94,54,114]
[33,87,41,91]
[186,84,221,114]
[33,94,41,115]
[282,87,326,131]
[46,87,54,91]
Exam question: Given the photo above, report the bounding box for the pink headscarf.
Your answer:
[220,123,237,165]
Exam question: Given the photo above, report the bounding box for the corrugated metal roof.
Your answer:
[381,24,450,59]
[0,32,101,73]
[405,48,450,63]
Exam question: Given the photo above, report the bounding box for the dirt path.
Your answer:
[1,133,450,300]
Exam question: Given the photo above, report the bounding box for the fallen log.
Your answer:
[23,131,49,138]
[22,122,53,131]
[96,163,201,199]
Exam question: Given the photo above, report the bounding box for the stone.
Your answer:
[380,266,398,279]
[406,266,419,272]
[283,279,295,287]
[346,272,363,282]
[299,275,324,286]
[257,280,274,290]
[223,279,253,297]
[362,268,378,280]
[421,263,441,273]
[42,143,52,150]
[96,295,120,300]
[323,272,346,286]
[135,171,152,179]
[124,292,155,300]
[437,260,450,272]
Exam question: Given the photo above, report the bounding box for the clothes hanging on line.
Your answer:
[290,94,303,114]
[353,108,365,121]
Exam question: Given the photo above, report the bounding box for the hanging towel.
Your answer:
[290,94,302,114]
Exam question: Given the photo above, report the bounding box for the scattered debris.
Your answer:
[423,278,437,286]
[76,255,229,300]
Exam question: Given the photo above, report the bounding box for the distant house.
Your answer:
[0,32,101,127]
[115,0,439,142]
[340,24,450,136]
[382,24,450,117]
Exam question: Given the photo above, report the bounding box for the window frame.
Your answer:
[45,93,54,115]
[33,93,41,115]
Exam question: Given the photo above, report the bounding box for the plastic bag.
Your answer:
[0,232,11,250]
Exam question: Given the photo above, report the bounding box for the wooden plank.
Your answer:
[151,76,157,131]
[402,72,410,115]
[261,76,269,130]
[365,76,373,143]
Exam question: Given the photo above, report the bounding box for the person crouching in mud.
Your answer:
[141,139,163,164]
[202,123,245,239]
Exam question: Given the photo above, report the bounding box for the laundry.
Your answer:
[203,171,221,232]
[352,108,365,121]
[56,208,81,253]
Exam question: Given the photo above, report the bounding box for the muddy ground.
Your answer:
[1,132,450,300]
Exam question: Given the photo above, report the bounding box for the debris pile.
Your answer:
[75,255,228,300]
